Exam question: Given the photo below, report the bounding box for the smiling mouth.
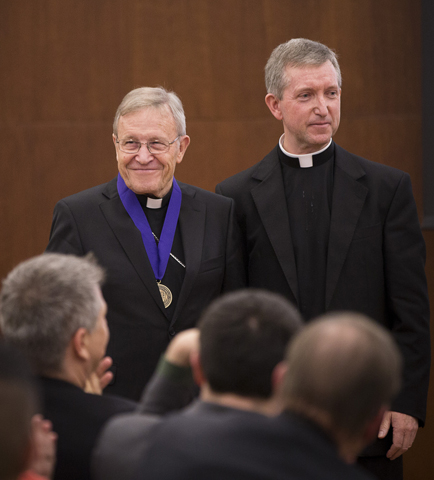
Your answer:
[130,168,161,171]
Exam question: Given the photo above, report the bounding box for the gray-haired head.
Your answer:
[265,38,342,99]
[283,312,402,438]
[0,253,105,375]
[113,87,187,137]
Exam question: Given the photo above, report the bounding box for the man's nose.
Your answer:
[314,95,328,116]
[135,145,155,163]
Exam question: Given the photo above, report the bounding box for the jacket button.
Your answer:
[169,328,176,337]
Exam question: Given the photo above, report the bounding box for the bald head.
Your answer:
[283,313,402,437]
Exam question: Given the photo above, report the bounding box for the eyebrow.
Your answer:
[294,84,339,94]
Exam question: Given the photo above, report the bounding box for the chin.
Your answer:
[311,135,332,147]
[129,182,159,196]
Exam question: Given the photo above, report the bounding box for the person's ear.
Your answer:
[176,135,190,165]
[190,350,206,386]
[71,328,91,361]
[271,361,288,392]
[265,93,284,121]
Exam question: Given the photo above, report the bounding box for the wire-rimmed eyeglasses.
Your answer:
[116,136,179,155]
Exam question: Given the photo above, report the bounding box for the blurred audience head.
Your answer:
[0,253,107,385]
[283,312,402,458]
[198,289,302,399]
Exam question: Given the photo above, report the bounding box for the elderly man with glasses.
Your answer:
[46,87,245,401]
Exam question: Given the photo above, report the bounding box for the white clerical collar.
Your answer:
[278,135,333,168]
[146,197,163,209]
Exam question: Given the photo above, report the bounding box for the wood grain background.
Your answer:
[1,1,432,477]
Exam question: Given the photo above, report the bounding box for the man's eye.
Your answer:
[149,142,166,150]
[120,140,140,152]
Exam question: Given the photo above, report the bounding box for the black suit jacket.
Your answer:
[38,376,136,480]
[92,363,197,480]
[46,178,245,400]
[216,144,430,434]
[135,402,374,480]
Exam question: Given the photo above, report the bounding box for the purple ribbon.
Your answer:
[117,173,182,280]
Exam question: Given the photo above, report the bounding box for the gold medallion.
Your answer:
[158,282,172,308]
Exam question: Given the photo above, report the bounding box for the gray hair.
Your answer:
[0,253,105,375]
[283,312,402,437]
[265,38,342,99]
[113,87,187,137]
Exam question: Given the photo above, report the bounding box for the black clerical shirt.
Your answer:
[137,187,185,319]
[279,142,335,320]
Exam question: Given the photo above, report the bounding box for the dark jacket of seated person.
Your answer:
[39,376,135,480]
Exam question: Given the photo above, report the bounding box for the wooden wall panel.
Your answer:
[0,1,431,478]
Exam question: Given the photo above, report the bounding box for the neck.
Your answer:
[154,179,173,199]
[44,368,87,390]
[280,135,332,156]
[335,435,365,464]
[285,400,363,463]
[200,384,282,416]
[45,350,88,390]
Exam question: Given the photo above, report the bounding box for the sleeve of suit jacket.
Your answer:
[383,173,430,424]
[136,357,197,414]
[92,360,196,480]
[46,199,85,255]
[221,197,247,291]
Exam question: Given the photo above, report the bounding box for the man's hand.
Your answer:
[84,356,113,395]
[28,414,57,479]
[378,411,419,460]
[164,329,200,367]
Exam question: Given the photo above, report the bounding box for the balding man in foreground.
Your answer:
[137,313,401,480]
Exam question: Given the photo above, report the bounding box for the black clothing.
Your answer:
[136,403,375,480]
[39,376,136,480]
[279,142,334,319]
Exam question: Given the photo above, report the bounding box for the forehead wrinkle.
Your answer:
[284,63,339,94]
[118,109,177,141]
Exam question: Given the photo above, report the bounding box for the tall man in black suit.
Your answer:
[216,38,430,480]
[46,87,245,401]
[0,253,137,480]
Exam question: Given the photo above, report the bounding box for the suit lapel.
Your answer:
[326,146,368,308]
[172,183,205,324]
[99,179,167,316]
[251,149,299,301]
